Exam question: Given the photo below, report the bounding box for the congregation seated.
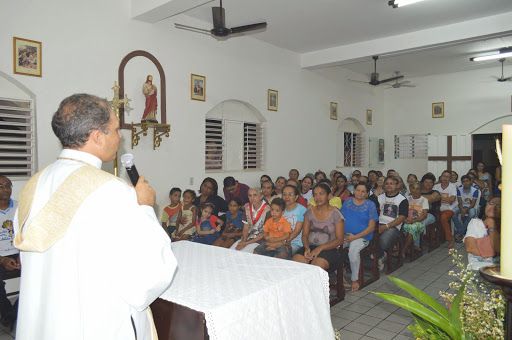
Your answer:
[332,173,351,203]
[453,175,479,243]
[341,183,378,291]
[191,203,223,245]
[377,176,408,262]
[282,185,308,255]
[223,176,250,206]
[254,198,292,259]
[292,183,344,271]
[231,188,270,252]
[300,175,314,201]
[285,179,307,207]
[402,182,429,257]
[172,189,197,240]
[194,177,228,216]
[464,197,500,270]
[213,198,244,248]
[433,170,458,248]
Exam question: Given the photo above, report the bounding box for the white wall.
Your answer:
[375,67,512,178]
[0,0,375,212]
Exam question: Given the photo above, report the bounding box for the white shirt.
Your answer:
[15,149,177,340]
[0,199,18,256]
[433,182,457,211]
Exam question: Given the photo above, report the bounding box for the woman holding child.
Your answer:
[293,183,344,271]
[341,183,378,291]
[194,177,227,216]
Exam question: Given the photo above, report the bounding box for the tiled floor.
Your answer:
[331,243,460,339]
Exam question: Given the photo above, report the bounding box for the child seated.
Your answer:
[191,203,223,245]
[214,198,245,248]
[173,190,197,241]
[254,198,292,259]
[402,182,428,257]
[161,187,181,237]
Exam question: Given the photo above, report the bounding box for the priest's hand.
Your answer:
[135,176,156,206]
[0,257,19,271]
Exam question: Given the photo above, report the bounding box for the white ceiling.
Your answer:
[337,36,512,80]
[181,0,512,53]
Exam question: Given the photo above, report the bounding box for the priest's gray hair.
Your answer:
[51,93,111,148]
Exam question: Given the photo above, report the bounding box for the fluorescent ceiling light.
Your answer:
[471,48,512,61]
[388,0,428,8]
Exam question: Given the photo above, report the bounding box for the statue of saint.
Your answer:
[142,75,158,123]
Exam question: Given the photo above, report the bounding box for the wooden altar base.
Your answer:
[151,298,209,340]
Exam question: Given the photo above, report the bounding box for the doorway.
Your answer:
[472,133,501,176]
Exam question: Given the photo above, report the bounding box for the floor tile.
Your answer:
[377,319,407,333]
[366,327,397,340]
[331,315,352,329]
[343,321,374,335]
[340,330,363,340]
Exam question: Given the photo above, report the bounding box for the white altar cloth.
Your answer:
[159,241,334,340]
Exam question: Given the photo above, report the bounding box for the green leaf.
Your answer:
[387,276,450,321]
[373,292,460,339]
[411,315,451,340]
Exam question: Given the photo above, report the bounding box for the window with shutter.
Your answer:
[0,97,35,179]
[243,123,263,170]
[343,132,363,167]
[205,118,224,170]
[394,134,428,159]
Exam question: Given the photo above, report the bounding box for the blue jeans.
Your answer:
[453,207,476,236]
[379,227,401,258]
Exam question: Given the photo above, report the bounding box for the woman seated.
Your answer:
[293,183,344,271]
[261,180,279,205]
[341,183,378,291]
[333,173,351,203]
[464,197,500,270]
[191,203,223,245]
[402,182,429,257]
[231,188,270,252]
[282,185,307,255]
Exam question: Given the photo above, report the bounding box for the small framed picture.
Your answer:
[191,74,206,101]
[267,89,278,111]
[13,37,42,77]
[432,102,444,118]
[366,109,373,125]
[329,102,338,120]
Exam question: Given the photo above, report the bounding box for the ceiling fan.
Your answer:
[385,72,416,88]
[349,56,404,86]
[493,58,512,82]
[174,0,267,39]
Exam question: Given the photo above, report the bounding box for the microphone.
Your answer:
[120,153,140,186]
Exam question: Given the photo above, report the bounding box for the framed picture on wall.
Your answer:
[191,74,206,101]
[329,102,338,120]
[13,36,42,77]
[432,102,444,118]
[366,109,373,125]
[268,89,278,111]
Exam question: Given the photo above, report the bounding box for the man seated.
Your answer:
[223,176,250,206]
[377,176,408,268]
[0,175,20,327]
[453,175,479,243]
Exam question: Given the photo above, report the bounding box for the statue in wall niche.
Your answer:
[142,75,158,123]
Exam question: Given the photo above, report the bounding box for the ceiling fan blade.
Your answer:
[212,6,225,28]
[174,23,211,35]
[230,22,267,34]
[377,75,404,84]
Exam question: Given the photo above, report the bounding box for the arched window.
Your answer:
[0,71,37,178]
[205,100,265,172]
[337,118,365,168]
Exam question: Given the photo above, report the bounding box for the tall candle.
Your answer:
[501,125,512,278]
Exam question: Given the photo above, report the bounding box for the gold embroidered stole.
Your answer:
[15,165,118,252]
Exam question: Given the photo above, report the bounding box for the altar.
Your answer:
[152,241,334,340]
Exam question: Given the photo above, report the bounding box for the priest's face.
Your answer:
[100,110,121,162]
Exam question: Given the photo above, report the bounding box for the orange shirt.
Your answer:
[263,216,291,238]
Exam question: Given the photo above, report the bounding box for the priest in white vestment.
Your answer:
[14,94,177,340]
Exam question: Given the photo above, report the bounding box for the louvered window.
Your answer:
[394,134,428,159]
[243,123,263,170]
[343,132,363,167]
[0,97,35,178]
[205,119,223,170]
